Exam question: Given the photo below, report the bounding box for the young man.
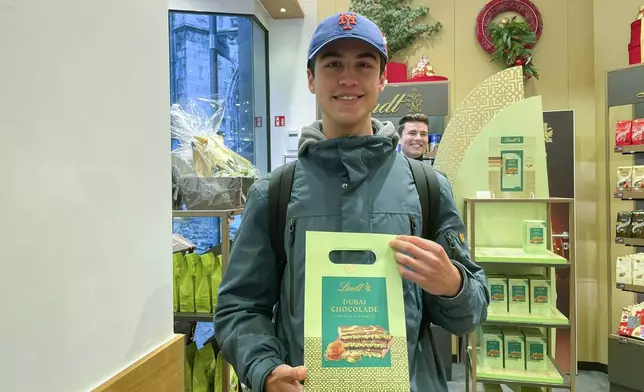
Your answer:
[398,113,430,160]
[214,12,489,392]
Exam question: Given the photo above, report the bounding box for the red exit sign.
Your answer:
[275,116,285,127]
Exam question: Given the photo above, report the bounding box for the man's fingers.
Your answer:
[280,365,307,381]
[397,263,425,285]
[292,366,307,381]
[389,238,425,259]
[273,365,307,382]
[394,235,441,252]
[393,250,429,274]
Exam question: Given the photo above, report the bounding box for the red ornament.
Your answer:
[476,0,543,54]
[515,58,525,65]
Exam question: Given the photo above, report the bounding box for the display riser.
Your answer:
[608,336,644,392]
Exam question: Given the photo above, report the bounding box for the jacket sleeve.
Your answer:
[214,179,287,392]
[422,173,490,336]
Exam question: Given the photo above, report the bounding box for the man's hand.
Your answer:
[389,235,463,297]
[264,365,307,392]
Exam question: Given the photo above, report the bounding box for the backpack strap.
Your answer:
[268,161,296,271]
[405,157,440,240]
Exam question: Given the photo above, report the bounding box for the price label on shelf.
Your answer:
[614,191,623,198]
[614,146,624,152]
[615,237,625,244]
[616,283,626,290]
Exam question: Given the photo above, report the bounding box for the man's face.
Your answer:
[307,39,385,132]
[400,121,429,158]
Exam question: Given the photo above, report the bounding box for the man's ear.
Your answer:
[307,68,315,94]
[378,71,386,92]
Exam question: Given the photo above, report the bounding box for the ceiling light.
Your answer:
[280,8,286,12]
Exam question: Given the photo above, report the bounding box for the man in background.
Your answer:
[398,113,430,160]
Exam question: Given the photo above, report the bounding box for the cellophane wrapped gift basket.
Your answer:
[171,98,259,210]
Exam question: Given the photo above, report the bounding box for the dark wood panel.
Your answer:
[608,335,644,392]
[607,64,644,107]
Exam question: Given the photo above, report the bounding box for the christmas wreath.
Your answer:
[488,16,539,79]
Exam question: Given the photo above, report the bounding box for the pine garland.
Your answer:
[350,0,442,59]
[488,16,539,79]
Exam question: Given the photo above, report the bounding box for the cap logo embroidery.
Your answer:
[338,12,357,30]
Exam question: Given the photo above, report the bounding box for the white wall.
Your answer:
[0,1,173,391]
[268,0,318,169]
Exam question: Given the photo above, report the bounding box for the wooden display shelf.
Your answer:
[474,247,569,267]
[614,145,644,154]
[615,237,644,246]
[616,283,644,294]
[486,307,570,328]
[469,349,569,389]
[614,190,644,200]
[463,195,577,391]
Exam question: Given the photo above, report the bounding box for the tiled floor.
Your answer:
[447,363,609,392]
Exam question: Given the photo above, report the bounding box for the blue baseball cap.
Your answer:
[307,12,388,63]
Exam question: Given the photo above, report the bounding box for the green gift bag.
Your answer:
[179,252,196,313]
[189,253,212,313]
[201,252,223,311]
[173,253,184,313]
[193,342,216,392]
[303,231,410,391]
[185,343,198,392]
[214,353,239,392]
[197,252,215,313]
[212,254,223,309]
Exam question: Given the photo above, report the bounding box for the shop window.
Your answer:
[170,11,269,253]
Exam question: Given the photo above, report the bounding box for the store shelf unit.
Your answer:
[605,63,644,392]
[462,197,576,392]
[172,208,243,392]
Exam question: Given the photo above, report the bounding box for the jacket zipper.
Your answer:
[446,233,456,249]
[409,216,416,235]
[288,219,296,315]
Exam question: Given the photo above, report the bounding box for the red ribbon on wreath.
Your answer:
[476,0,543,54]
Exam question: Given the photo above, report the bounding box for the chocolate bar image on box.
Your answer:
[325,325,395,362]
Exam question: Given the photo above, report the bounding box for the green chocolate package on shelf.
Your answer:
[508,276,530,314]
[486,274,508,313]
[502,327,525,371]
[522,220,547,254]
[480,325,504,369]
[527,275,551,315]
[522,327,547,372]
